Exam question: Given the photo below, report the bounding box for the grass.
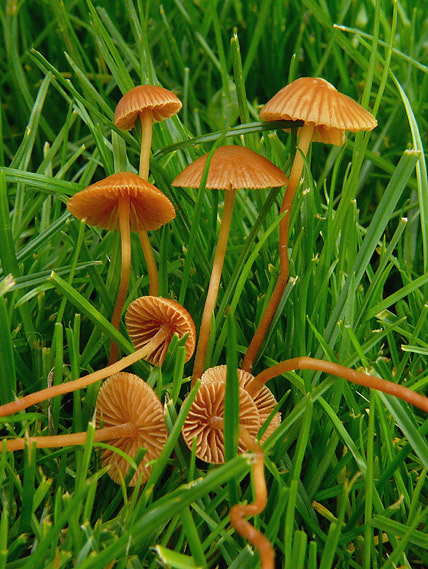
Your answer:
[1,0,428,567]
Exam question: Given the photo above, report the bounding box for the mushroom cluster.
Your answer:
[4,73,428,569]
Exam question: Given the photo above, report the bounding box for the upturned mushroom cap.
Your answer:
[201,366,281,443]
[171,145,288,190]
[114,85,182,131]
[67,172,176,232]
[182,379,261,463]
[125,296,196,366]
[96,372,168,486]
[260,77,378,145]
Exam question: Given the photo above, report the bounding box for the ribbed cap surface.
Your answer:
[96,372,167,486]
[67,172,175,231]
[125,296,196,366]
[172,145,288,190]
[114,84,182,130]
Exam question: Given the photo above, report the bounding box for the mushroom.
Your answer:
[244,356,428,414]
[0,299,195,419]
[181,367,275,568]
[114,84,182,180]
[4,372,168,487]
[172,145,288,383]
[125,295,196,367]
[242,77,378,372]
[67,172,176,363]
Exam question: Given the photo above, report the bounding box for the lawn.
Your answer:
[1,0,428,568]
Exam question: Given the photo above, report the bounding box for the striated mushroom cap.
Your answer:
[125,296,196,366]
[67,172,176,232]
[182,379,261,464]
[201,365,281,443]
[95,372,168,486]
[114,85,182,131]
[260,77,378,146]
[171,145,288,190]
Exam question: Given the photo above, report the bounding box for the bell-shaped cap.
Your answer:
[96,372,168,486]
[260,77,377,145]
[67,172,176,232]
[201,365,281,443]
[125,296,196,366]
[172,145,288,190]
[182,378,261,464]
[114,84,182,131]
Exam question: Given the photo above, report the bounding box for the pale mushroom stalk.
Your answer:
[109,196,132,364]
[138,230,159,296]
[192,189,236,383]
[242,124,315,372]
[139,108,153,181]
[229,426,274,569]
[0,328,171,419]
[245,356,428,413]
[4,422,136,452]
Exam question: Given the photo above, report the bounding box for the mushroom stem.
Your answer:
[0,330,170,419]
[139,109,153,180]
[229,425,274,569]
[242,123,315,372]
[245,356,428,413]
[109,196,132,365]
[138,230,159,296]
[4,422,136,452]
[192,189,237,384]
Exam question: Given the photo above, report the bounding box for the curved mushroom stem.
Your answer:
[139,108,153,180]
[0,327,171,419]
[138,230,159,296]
[245,356,428,413]
[229,426,274,569]
[192,189,236,384]
[4,422,136,452]
[242,123,315,372]
[109,196,132,365]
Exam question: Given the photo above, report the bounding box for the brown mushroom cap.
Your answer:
[67,172,176,232]
[260,77,378,145]
[114,85,182,131]
[201,366,281,443]
[182,379,261,464]
[125,296,196,366]
[171,145,288,190]
[96,372,168,486]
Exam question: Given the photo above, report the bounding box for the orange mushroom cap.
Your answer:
[114,85,182,131]
[182,378,261,464]
[201,366,281,443]
[171,145,288,190]
[260,77,378,146]
[67,172,176,232]
[125,296,196,366]
[96,371,168,486]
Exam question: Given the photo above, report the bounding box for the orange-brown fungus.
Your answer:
[114,84,182,130]
[67,171,175,232]
[125,296,196,366]
[260,77,377,146]
[172,145,288,191]
[96,372,168,486]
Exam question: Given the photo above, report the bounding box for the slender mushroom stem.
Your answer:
[245,356,428,413]
[139,109,153,180]
[109,196,132,364]
[242,124,315,372]
[138,230,159,296]
[192,189,237,384]
[0,327,171,419]
[229,426,274,569]
[4,422,136,452]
